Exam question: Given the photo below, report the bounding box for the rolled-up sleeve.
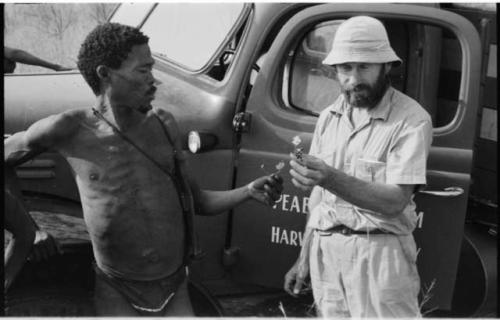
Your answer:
[309,113,325,157]
[386,118,433,188]
[309,108,336,157]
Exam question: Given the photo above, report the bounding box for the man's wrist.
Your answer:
[320,166,337,191]
[246,182,255,199]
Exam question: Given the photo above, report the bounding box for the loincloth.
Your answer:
[94,264,186,315]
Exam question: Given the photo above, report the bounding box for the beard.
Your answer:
[341,66,390,109]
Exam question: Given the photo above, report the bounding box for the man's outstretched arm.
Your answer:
[4,112,77,287]
[4,46,73,71]
[5,112,77,167]
[179,160,283,216]
[193,174,283,216]
[154,108,284,215]
[289,153,414,218]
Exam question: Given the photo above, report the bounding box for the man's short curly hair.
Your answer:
[77,23,149,95]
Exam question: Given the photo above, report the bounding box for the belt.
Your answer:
[316,225,392,236]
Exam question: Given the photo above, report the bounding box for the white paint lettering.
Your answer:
[271,193,310,214]
[416,211,424,228]
[290,231,298,246]
[271,226,280,243]
[280,229,289,245]
[281,194,290,211]
[272,195,282,210]
[302,197,309,214]
[270,226,304,247]
[290,196,300,213]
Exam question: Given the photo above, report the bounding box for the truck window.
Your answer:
[140,3,247,72]
[285,20,344,114]
[284,18,464,131]
[109,3,155,27]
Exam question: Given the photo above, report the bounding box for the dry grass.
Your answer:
[4,3,116,74]
[419,278,438,316]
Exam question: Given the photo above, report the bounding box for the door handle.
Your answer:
[232,112,251,133]
[418,187,464,197]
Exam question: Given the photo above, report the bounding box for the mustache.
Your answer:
[346,84,371,93]
[147,86,157,95]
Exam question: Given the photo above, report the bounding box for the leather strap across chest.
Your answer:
[92,108,201,263]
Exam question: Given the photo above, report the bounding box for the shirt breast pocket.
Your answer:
[355,158,386,183]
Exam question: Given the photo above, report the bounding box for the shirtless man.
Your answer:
[4,23,283,316]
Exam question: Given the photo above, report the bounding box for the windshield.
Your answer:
[111,3,247,72]
[109,3,155,27]
[142,3,246,71]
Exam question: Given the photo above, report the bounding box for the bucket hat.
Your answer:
[322,16,402,66]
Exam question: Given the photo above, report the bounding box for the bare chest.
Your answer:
[61,122,177,189]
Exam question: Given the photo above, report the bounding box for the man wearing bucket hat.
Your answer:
[284,16,433,317]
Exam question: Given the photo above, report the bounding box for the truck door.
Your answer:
[230,4,481,311]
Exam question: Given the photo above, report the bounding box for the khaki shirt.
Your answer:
[307,87,433,235]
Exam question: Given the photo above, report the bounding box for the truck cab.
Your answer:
[4,3,496,317]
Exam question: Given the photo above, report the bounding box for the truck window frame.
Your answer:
[280,17,471,136]
[108,3,156,28]
[136,3,252,76]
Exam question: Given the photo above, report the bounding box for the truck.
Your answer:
[3,2,497,317]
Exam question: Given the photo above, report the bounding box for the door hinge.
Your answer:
[232,112,251,133]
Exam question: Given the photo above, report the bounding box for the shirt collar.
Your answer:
[329,86,394,121]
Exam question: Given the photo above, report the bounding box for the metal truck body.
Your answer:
[4,3,496,316]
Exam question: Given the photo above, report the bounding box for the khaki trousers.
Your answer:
[310,231,421,318]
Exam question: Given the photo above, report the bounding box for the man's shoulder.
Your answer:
[61,108,91,120]
[17,108,89,150]
[32,109,85,132]
[44,109,90,134]
[150,107,181,139]
[390,88,432,124]
[151,107,177,124]
[315,95,344,129]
